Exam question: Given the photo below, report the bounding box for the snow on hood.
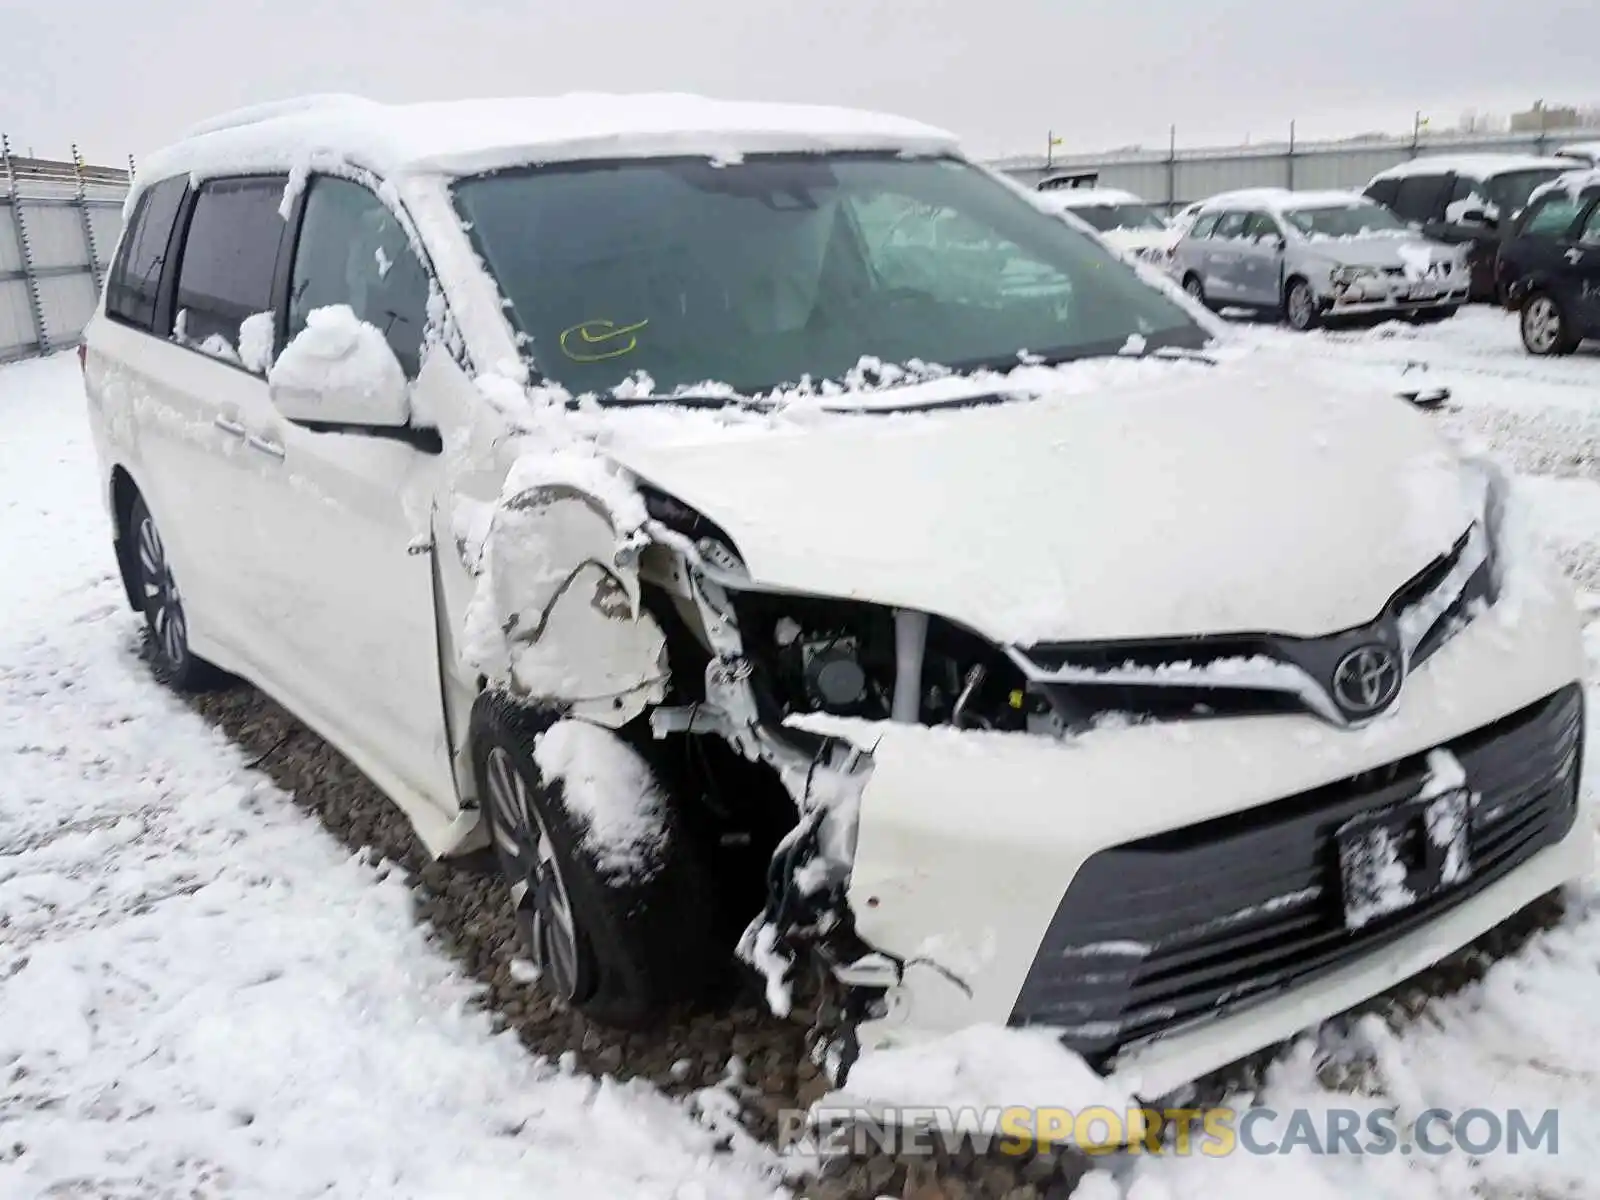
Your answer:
[1098,226,1172,255]
[602,352,1478,646]
[1303,235,1462,271]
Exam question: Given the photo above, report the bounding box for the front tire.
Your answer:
[1520,291,1578,356]
[1182,273,1207,308]
[470,692,726,1028]
[128,495,222,691]
[1283,277,1320,331]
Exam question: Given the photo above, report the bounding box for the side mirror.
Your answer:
[267,305,410,428]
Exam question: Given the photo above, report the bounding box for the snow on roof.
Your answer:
[1556,141,1600,161]
[132,93,960,200]
[1368,153,1574,183]
[1040,187,1145,208]
[1528,167,1600,207]
[1197,187,1369,213]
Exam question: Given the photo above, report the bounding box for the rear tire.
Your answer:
[1520,291,1578,356]
[469,692,727,1028]
[1283,277,1320,331]
[127,494,224,691]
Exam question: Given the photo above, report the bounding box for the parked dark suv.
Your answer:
[1495,173,1600,355]
[1364,155,1572,301]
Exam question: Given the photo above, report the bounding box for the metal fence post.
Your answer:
[1,132,49,357]
[71,143,105,296]
[1287,120,1296,190]
[1166,124,1177,213]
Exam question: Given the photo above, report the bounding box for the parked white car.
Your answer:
[1170,188,1471,328]
[1556,142,1600,168]
[83,94,1588,1104]
[1037,187,1172,262]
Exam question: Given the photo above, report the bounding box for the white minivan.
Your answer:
[83,94,1588,1102]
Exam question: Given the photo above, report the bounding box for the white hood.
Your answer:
[1100,227,1172,256]
[608,356,1478,646]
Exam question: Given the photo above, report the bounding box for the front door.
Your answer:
[1201,211,1250,302]
[248,173,460,814]
[1235,212,1287,308]
[1573,200,1600,336]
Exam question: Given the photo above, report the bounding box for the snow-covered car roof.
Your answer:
[1195,187,1372,213]
[1367,153,1574,183]
[1528,167,1600,207]
[1039,187,1146,208]
[1556,141,1600,163]
[130,93,961,202]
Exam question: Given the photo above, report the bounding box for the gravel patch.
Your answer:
[177,661,1569,1200]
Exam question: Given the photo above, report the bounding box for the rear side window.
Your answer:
[1188,212,1222,239]
[1242,212,1281,240]
[287,177,431,378]
[172,176,288,360]
[105,177,187,331]
[1392,174,1449,222]
[1520,194,1585,237]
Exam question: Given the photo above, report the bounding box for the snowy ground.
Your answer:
[0,356,784,1199]
[2,307,1600,1199]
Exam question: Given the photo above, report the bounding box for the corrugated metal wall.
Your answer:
[1,140,130,364]
[993,127,1597,212]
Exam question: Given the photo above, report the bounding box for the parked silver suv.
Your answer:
[1171,188,1470,330]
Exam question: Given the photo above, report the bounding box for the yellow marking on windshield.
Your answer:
[559,318,650,362]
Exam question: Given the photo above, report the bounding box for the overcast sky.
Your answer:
[2,0,1594,166]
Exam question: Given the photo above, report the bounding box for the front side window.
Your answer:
[1242,212,1282,242]
[172,176,288,361]
[1486,169,1568,216]
[288,177,431,378]
[453,154,1206,397]
[1284,203,1406,239]
[1211,211,1249,239]
[1579,199,1600,245]
[1069,203,1167,233]
[1188,212,1222,239]
[106,177,186,331]
[1520,194,1585,238]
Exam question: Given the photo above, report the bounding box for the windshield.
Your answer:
[452,154,1206,396]
[1283,202,1405,238]
[1486,169,1567,215]
[1068,203,1168,233]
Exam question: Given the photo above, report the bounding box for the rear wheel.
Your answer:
[128,495,223,691]
[1520,291,1578,356]
[470,692,727,1028]
[1283,278,1320,331]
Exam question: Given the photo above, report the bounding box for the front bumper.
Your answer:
[830,565,1588,1100]
[1323,280,1469,317]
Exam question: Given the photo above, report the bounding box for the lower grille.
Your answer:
[1008,683,1584,1068]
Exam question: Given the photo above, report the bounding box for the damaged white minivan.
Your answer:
[83,94,1587,1104]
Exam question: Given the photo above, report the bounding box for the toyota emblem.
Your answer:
[1331,644,1403,718]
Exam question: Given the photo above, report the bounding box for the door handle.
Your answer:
[214,415,246,437]
[246,433,286,460]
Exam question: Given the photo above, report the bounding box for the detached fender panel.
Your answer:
[463,481,668,726]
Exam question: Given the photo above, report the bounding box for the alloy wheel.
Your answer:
[137,514,188,669]
[1286,282,1315,331]
[1522,296,1561,354]
[485,745,581,1000]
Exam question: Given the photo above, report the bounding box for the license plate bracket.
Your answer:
[1336,786,1472,932]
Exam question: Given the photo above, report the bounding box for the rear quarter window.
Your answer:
[105,177,187,332]
[171,176,289,360]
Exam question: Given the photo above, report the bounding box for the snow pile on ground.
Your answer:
[534,720,670,879]
[826,1025,1132,1120]
[0,354,783,1199]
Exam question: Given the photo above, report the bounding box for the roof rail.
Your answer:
[183,94,379,140]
